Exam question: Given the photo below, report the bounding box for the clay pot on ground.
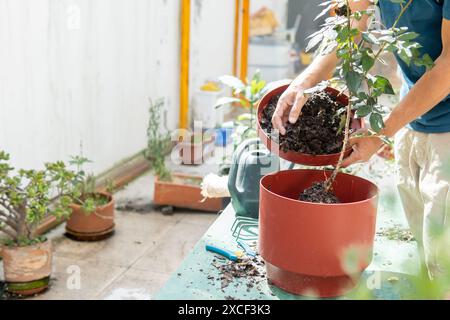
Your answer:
[178,133,215,165]
[66,192,115,242]
[259,169,379,298]
[2,240,52,296]
[257,84,363,167]
[154,173,226,212]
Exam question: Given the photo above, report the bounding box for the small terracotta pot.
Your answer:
[66,192,115,241]
[260,169,378,297]
[2,240,52,296]
[257,84,363,167]
[154,174,225,212]
[179,135,215,165]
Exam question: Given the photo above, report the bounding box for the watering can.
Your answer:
[228,138,280,219]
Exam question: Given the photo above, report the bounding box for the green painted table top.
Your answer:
[155,165,421,300]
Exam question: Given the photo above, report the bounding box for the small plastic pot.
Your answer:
[259,169,379,298]
[257,84,363,167]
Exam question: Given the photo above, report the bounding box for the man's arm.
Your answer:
[272,0,372,135]
[342,19,450,167]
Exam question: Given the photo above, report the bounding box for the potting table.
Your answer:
[155,183,422,300]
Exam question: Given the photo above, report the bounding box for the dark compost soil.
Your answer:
[299,182,340,204]
[260,90,347,156]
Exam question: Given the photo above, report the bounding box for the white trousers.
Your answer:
[395,128,450,277]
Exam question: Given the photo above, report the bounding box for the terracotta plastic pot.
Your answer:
[257,84,363,166]
[260,169,378,297]
[2,240,52,296]
[66,192,115,241]
[154,173,226,212]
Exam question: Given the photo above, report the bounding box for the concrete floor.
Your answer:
[0,172,218,300]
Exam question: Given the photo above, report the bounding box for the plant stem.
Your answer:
[325,0,413,191]
[326,0,354,191]
[367,0,413,75]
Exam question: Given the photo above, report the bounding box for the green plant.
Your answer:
[307,0,434,189]
[0,151,77,246]
[69,155,110,214]
[145,98,172,182]
[215,70,269,144]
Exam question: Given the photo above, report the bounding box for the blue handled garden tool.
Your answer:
[205,244,245,262]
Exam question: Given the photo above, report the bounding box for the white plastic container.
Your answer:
[192,89,224,129]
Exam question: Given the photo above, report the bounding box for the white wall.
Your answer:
[0,0,236,174]
[0,0,181,174]
[189,0,235,116]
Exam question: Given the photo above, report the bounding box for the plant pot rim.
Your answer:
[70,191,114,211]
[2,238,51,251]
[260,169,379,207]
[257,83,363,166]
[155,174,202,189]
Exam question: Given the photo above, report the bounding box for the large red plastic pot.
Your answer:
[257,84,363,167]
[259,169,378,298]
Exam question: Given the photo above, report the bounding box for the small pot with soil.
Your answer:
[259,169,378,297]
[178,132,215,165]
[257,84,363,166]
[2,239,52,296]
[66,192,115,241]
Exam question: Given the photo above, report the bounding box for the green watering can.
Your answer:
[228,138,280,219]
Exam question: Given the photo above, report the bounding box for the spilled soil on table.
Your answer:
[206,252,273,299]
[260,90,347,155]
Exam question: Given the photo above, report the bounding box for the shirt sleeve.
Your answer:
[444,0,450,20]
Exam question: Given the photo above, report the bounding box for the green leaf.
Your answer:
[315,3,334,21]
[219,75,245,92]
[373,75,395,95]
[306,33,324,52]
[214,97,241,109]
[362,32,379,45]
[356,104,373,118]
[345,71,363,94]
[361,53,375,72]
[370,113,385,133]
[414,53,435,71]
[398,32,419,41]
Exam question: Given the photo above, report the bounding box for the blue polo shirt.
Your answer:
[378,0,450,133]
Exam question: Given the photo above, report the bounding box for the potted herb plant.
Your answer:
[215,70,269,150]
[0,151,76,296]
[257,0,433,297]
[146,99,224,212]
[65,156,115,241]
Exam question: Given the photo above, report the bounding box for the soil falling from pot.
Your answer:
[299,182,340,204]
[260,90,347,155]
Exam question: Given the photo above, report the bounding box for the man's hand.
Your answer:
[271,83,309,135]
[342,129,384,168]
